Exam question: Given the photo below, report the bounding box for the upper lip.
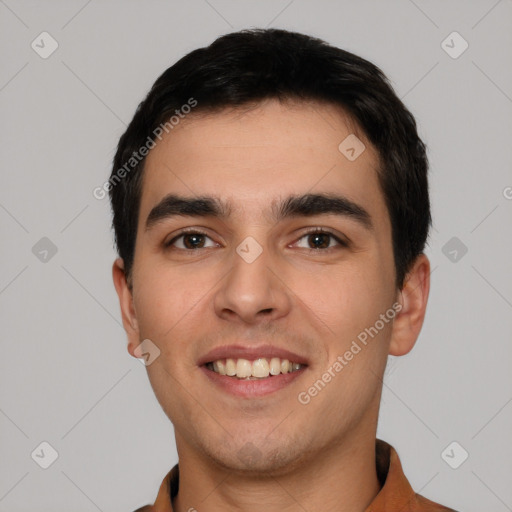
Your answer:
[198,344,309,367]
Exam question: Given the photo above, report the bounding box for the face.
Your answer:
[113,99,429,475]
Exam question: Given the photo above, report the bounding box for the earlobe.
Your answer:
[389,254,431,357]
[112,258,140,356]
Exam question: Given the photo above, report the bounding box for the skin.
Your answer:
[113,98,430,512]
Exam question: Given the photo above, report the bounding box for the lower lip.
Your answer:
[200,366,306,398]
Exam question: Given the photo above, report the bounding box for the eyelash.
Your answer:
[163,227,348,253]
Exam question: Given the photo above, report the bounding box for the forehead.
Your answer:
[139,99,387,229]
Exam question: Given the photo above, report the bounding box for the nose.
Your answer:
[213,241,292,325]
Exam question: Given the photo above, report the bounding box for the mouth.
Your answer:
[198,345,309,398]
[205,357,305,379]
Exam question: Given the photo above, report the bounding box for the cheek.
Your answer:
[290,262,391,344]
[298,265,393,416]
[132,264,206,342]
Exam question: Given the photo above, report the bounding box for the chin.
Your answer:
[204,437,311,477]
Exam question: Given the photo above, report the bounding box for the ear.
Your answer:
[112,258,140,358]
[389,253,431,356]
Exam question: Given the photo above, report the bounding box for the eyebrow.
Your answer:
[145,193,373,232]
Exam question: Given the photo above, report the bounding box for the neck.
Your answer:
[172,430,381,512]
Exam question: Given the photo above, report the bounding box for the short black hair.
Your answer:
[109,28,431,290]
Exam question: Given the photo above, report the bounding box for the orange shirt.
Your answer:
[133,439,457,512]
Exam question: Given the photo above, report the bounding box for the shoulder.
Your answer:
[415,493,460,511]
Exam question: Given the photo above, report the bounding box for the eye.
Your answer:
[164,229,218,250]
[293,228,348,251]
[163,228,348,252]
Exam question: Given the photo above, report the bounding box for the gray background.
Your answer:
[1,1,511,511]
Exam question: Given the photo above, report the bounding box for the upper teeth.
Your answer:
[207,358,303,379]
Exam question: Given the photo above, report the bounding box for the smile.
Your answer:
[205,357,305,379]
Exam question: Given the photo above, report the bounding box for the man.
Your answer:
[110,28,457,511]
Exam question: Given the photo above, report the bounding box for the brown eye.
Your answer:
[294,229,348,251]
[165,231,216,250]
[306,233,331,249]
